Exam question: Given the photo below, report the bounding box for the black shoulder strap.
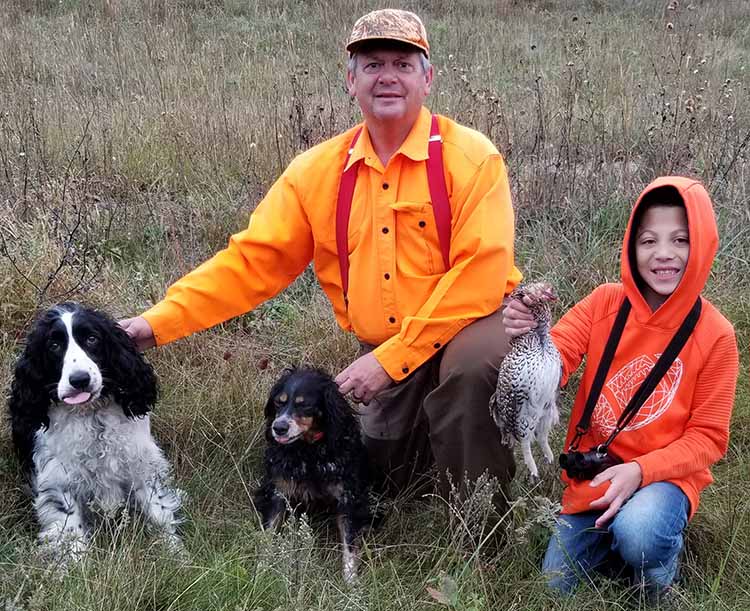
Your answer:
[568,296,702,452]
[568,297,631,451]
[602,296,702,449]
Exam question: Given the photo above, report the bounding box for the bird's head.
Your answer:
[512,282,557,326]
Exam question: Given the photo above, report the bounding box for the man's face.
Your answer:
[346,48,433,127]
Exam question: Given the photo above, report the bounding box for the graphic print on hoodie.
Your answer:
[551,177,739,519]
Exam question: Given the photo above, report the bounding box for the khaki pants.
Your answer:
[359,308,515,509]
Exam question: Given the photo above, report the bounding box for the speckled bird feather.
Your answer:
[490,283,563,478]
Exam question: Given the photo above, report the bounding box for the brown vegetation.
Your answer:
[0,1,747,609]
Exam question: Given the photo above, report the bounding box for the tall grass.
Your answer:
[0,1,748,609]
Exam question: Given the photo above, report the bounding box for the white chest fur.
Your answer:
[33,399,170,512]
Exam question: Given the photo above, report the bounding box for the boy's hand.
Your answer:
[502,295,537,338]
[335,353,393,405]
[588,462,643,528]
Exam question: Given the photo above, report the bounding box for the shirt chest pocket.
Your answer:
[389,201,445,276]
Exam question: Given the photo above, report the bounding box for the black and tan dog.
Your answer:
[253,367,373,582]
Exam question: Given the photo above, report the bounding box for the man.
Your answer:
[121,9,522,513]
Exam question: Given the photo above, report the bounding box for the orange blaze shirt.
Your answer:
[143,107,522,380]
[551,177,739,519]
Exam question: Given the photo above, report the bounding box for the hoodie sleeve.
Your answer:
[633,329,739,486]
[550,287,601,386]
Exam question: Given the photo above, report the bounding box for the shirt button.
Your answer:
[382,182,389,190]
[419,220,426,228]
[402,366,410,374]
[382,227,389,234]
[433,342,441,349]
[384,273,390,280]
[388,316,396,323]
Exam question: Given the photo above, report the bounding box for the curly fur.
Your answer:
[7,303,181,559]
[253,367,373,582]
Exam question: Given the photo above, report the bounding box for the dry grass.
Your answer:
[0,1,748,609]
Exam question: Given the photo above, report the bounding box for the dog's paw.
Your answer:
[36,532,88,577]
[342,546,361,585]
[343,563,358,585]
[175,487,189,506]
[158,532,191,564]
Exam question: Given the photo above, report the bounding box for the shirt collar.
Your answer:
[345,106,431,171]
[397,106,432,161]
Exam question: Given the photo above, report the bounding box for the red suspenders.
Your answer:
[336,114,451,304]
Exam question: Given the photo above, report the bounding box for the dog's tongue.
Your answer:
[63,391,91,405]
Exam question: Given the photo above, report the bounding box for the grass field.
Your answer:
[0,0,748,609]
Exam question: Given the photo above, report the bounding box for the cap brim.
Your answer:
[346,36,429,58]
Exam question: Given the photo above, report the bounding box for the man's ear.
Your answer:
[346,68,356,97]
[423,64,434,95]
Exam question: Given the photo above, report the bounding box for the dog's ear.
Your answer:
[105,318,158,418]
[265,368,295,421]
[263,388,277,422]
[8,318,53,472]
[322,376,353,439]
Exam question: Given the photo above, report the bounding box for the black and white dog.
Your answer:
[253,367,374,582]
[8,303,181,559]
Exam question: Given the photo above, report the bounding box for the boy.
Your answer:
[504,177,739,598]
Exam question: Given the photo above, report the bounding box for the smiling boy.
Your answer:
[505,177,739,599]
[634,202,690,311]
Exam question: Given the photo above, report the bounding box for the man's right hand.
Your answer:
[502,296,537,338]
[118,316,156,351]
[335,352,394,405]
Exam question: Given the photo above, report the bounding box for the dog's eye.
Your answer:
[85,335,99,346]
[47,341,62,353]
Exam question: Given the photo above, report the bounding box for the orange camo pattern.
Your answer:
[347,9,429,57]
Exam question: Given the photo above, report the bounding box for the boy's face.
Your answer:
[635,205,690,310]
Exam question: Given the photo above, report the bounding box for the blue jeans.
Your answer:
[542,482,689,594]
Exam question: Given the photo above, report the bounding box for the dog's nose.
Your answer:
[272,421,289,436]
[69,371,91,390]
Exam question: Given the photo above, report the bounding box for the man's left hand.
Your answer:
[588,461,643,528]
[335,353,394,405]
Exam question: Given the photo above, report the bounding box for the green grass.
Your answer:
[0,0,749,609]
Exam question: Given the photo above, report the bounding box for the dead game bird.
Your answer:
[490,282,562,478]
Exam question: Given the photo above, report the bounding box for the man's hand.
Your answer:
[118,316,156,352]
[502,295,537,338]
[335,352,394,405]
[588,461,643,528]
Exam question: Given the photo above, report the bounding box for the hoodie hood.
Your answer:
[621,176,718,327]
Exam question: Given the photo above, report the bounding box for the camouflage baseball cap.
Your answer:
[346,9,430,58]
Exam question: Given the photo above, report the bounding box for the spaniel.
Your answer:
[253,367,374,582]
[8,303,181,560]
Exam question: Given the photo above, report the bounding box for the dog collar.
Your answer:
[304,430,325,443]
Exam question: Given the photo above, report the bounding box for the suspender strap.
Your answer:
[335,115,452,304]
[568,297,631,451]
[335,128,363,303]
[601,296,702,449]
[426,114,452,271]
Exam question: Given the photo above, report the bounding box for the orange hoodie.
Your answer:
[551,177,739,519]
